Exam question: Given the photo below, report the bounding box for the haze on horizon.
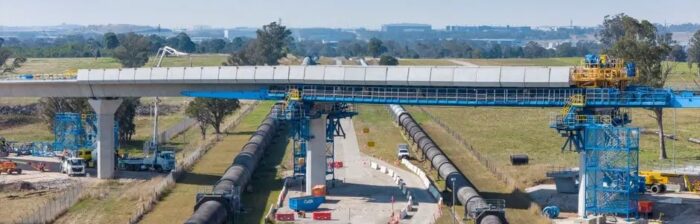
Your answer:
[1,0,699,29]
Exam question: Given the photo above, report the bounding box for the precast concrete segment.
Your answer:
[388,104,504,224]
[186,105,281,224]
[88,98,122,179]
[305,115,327,194]
[2,65,572,89]
[0,82,264,97]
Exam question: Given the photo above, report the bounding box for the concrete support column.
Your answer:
[306,116,327,194]
[89,98,122,179]
[578,151,587,217]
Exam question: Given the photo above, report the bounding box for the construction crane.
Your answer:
[149,46,189,154]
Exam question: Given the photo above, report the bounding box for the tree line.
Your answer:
[3,28,699,64]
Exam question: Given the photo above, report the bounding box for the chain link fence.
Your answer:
[128,101,259,224]
[14,183,85,223]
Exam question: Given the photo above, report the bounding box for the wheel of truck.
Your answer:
[155,165,163,173]
[650,185,661,193]
[16,169,21,174]
[660,184,667,193]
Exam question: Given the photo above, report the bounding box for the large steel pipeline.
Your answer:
[389,105,505,224]
[185,104,282,224]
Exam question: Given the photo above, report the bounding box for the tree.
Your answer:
[104,32,120,49]
[598,14,673,159]
[112,33,151,68]
[378,55,399,65]
[669,45,687,62]
[148,34,166,53]
[0,39,26,74]
[185,98,240,136]
[199,39,227,53]
[167,32,196,53]
[556,42,577,57]
[114,98,140,143]
[227,22,292,66]
[523,41,547,58]
[368,38,387,58]
[688,30,700,77]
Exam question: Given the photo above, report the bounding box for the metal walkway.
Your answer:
[184,85,700,108]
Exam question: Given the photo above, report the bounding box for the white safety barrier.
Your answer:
[369,159,438,220]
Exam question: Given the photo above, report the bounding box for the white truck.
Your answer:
[118,150,175,172]
[61,157,86,176]
[397,144,410,160]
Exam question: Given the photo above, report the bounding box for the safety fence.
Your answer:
[14,183,85,223]
[127,102,259,224]
[159,118,197,144]
[416,107,544,217]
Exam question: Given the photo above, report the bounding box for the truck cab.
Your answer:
[397,144,410,160]
[78,149,93,167]
[62,157,86,176]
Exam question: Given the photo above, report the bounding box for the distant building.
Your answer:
[224,30,229,39]
[446,25,532,33]
[381,23,432,33]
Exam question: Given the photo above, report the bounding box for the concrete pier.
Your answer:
[306,116,327,194]
[89,98,122,179]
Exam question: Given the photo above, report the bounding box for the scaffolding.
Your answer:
[53,113,85,152]
[52,112,118,155]
[583,126,640,218]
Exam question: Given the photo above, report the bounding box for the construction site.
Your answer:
[1,3,700,223]
[0,52,698,224]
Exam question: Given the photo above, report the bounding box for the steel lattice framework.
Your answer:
[583,126,640,217]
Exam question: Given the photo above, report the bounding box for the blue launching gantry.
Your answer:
[181,55,700,220]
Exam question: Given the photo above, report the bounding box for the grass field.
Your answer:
[141,101,289,224]
[463,57,580,66]
[399,59,460,66]
[55,178,165,224]
[54,103,255,224]
[352,105,549,223]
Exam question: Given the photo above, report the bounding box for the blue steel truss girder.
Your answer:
[182,85,700,108]
[284,85,673,108]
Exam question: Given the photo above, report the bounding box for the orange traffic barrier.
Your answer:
[638,201,653,214]
[276,212,295,221]
[313,211,331,220]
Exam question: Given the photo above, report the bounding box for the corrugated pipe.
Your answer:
[389,104,505,224]
[185,104,282,224]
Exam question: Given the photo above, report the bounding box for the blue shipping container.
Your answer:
[289,196,325,211]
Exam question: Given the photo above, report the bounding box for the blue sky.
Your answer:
[1,0,698,28]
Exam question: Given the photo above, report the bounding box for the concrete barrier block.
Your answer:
[380,166,387,173]
[370,162,378,169]
[387,169,394,176]
[400,208,408,219]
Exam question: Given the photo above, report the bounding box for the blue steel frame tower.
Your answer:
[551,96,640,218]
[280,88,356,186]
